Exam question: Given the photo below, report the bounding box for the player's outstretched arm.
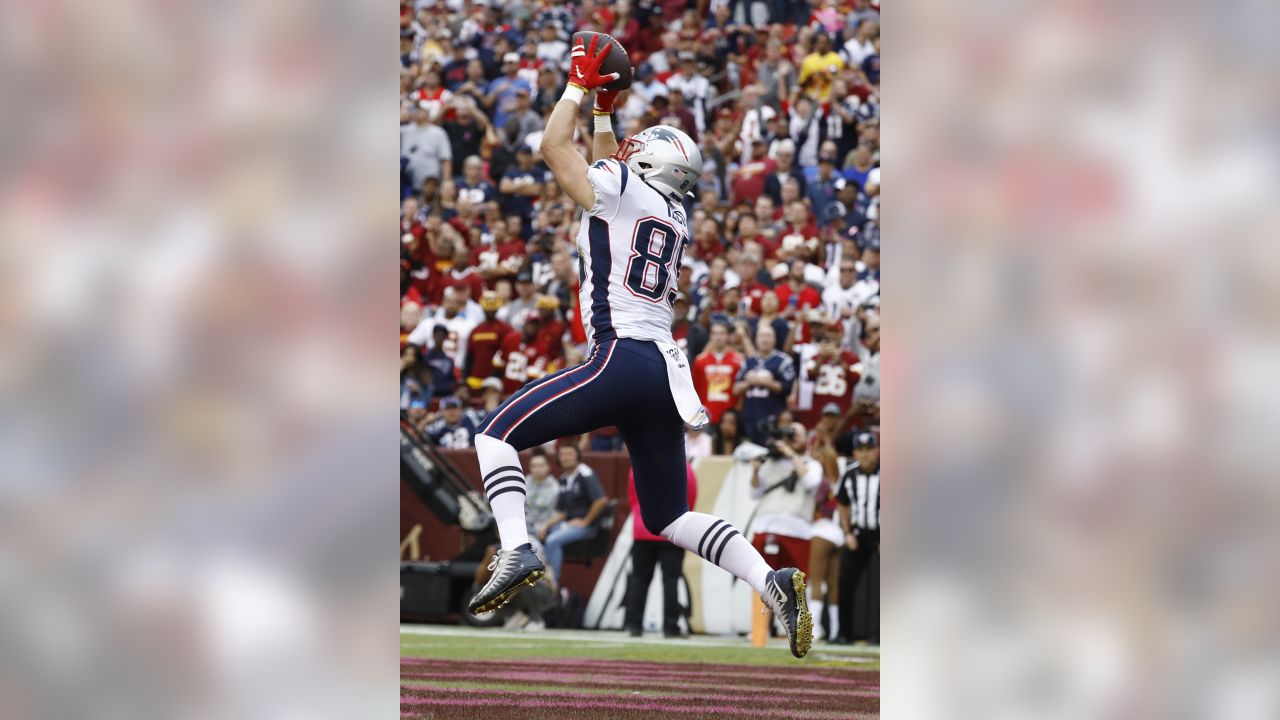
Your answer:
[540,35,621,211]
[540,99,594,210]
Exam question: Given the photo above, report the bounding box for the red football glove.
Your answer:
[593,88,621,115]
[568,35,620,92]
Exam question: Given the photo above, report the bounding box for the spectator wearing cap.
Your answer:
[441,38,472,91]
[441,242,487,302]
[504,86,542,151]
[535,21,569,68]
[497,144,547,224]
[773,258,823,320]
[484,51,532,130]
[421,325,458,399]
[835,431,880,644]
[630,63,665,104]
[463,291,513,390]
[665,52,710,135]
[470,376,506,428]
[498,269,538,330]
[531,65,562,115]
[658,87,700,142]
[798,31,844,101]
[532,294,566,364]
[425,395,479,449]
[405,396,431,434]
[805,142,844,226]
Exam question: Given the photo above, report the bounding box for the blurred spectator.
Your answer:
[625,465,698,637]
[401,107,453,191]
[536,445,609,582]
[763,139,807,206]
[712,408,745,455]
[735,324,796,444]
[422,326,458,399]
[693,321,746,425]
[748,421,822,576]
[730,138,777,207]
[464,292,513,388]
[469,377,506,428]
[425,396,478,449]
[486,52,533,130]
[685,426,712,460]
[798,31,844,101]
[524,450,561,539]
[494,309,556,395]
[665,53,710,135]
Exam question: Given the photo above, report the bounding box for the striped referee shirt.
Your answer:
[836,462,880,531]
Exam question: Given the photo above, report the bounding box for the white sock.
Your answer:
[660,511,771,595]
[475,434,530,550]
[828,605,840,638]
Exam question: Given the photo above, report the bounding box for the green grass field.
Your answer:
[402,625,879,719]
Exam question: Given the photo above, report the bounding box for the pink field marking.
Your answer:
[400,656,876,686]
[401,694,869,719]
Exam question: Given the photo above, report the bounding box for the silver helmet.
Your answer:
[614,125,703,202]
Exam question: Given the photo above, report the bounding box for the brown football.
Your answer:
[571,31,633,92]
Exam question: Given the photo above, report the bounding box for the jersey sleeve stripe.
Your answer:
[587,217,617,343]
[617,159,629,195]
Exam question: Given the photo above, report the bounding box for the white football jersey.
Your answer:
[575,157,690,346]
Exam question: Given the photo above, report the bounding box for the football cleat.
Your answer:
[761,568,812,659]
[468,543,545,615]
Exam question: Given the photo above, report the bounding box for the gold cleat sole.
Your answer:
[469,569,545,615]
[791,570,812,658]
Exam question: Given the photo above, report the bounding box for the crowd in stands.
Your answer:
[401,0,881,458]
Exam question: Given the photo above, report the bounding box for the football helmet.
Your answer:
[613,125,703,202]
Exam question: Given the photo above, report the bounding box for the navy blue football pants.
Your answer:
[478,338,690,532]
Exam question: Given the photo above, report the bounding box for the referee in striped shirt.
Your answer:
[835,431,880,644]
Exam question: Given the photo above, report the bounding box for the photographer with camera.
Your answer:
[746,420,823,586]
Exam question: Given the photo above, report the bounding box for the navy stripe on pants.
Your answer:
[478,338,692,533]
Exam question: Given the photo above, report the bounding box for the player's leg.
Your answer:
[621,404,813,658]
[468,341,620,614]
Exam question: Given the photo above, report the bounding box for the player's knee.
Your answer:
[656,510,690,542]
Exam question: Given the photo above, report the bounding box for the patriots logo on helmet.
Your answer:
[646,127,689,161]
[647,127,683,143]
